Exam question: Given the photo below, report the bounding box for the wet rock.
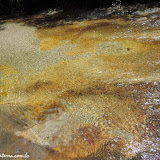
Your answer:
[133,7,160,16]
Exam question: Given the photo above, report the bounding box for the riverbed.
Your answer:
[0,3,160,160]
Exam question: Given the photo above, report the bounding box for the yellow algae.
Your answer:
[0,65,18,76]
[40,37,60,51]
[24,93,66,120]
[34,18,157,55]
[0,65,19,103]
[34,19,128,53]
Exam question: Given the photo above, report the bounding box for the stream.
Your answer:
[0,3,160,160]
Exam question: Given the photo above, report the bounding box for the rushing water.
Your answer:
[0,3,160,160]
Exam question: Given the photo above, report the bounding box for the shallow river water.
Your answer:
[0,4,160,160]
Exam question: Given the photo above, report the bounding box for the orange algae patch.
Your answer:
[34,19,126,53]
[35,18,155,55]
